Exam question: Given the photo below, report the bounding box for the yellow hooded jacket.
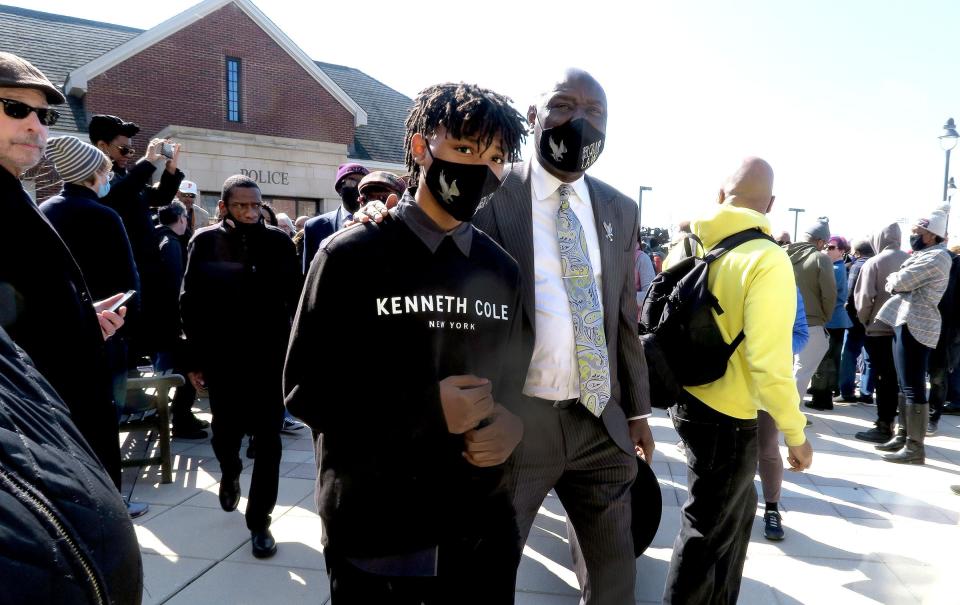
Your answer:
[665,203,807,446]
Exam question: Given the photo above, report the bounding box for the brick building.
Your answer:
[3,0,410,219]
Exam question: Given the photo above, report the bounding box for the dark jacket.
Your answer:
[845,255,871,327]
[302,206,349,273]
[0,168,120,486]
[101,159,183,354]
[935,253,960,368]
[155,224,185,353]
[0,326,141,605]
[180,218,300,374]
[473,161,649,455]
[39,183,140,312]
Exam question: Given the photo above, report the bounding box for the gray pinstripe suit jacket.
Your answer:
[473,161,651,454]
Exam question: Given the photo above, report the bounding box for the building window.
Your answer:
[226,57,241,122]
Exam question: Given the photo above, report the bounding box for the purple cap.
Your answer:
[335,163,369,192]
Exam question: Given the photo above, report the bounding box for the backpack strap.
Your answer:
[704,228,776,264]
[703,228,775,348]
[679,233,704,259]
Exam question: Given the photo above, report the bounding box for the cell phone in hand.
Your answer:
[160,142,175,159]
[107,290,137,313]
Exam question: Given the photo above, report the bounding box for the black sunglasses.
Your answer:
[111,143,136,157]
[0,98,60,126]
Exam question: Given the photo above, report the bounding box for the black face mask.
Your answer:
[423,147,501,222]
[538,117,606,173]
[340,186,361,214]
[910,234,927,251]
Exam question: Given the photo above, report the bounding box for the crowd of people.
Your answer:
[0,48,955,605]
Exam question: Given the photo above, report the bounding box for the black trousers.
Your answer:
[153,350,197,422]
[929,345,951,422]
[864,335,898,423]
[325,517,520,605]
[206,372,284,532]
[663,394,759,605]
[810,327,846,403]
[893,325,931,405]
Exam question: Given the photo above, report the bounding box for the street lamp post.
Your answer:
[948,176,957,204]
[940,118,959,201]
[638,185,652,228]
[788,207,806,242]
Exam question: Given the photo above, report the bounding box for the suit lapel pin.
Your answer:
[603,222,614,242]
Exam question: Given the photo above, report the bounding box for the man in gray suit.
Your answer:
[473,68,653,605]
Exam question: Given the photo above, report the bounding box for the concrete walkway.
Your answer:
[123,397,960,604]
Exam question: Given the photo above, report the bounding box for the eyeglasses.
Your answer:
[228,201,263,212]
[826,245,837,250]
[180,193,196,199]
[111,143,136,157]
[0,98,60,126]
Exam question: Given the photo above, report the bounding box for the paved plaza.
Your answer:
[123,397,960,604]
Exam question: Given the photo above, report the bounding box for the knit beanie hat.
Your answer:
[803,216,831,242]
[46,136,109,184]
[334,163,369,192]
[916,204,950,239]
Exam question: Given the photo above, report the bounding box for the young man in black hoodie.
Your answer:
[284,82,528,604]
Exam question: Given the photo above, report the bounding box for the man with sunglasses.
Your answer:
[0,54,136,510]
[177,179,211,236]
[90,114,185,362]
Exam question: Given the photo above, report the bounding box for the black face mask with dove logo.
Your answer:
[538,117,606,173]
[423,146,502,222]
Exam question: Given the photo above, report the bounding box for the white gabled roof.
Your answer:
[63,0,367,127]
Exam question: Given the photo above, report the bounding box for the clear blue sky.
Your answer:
[11,0,960,241]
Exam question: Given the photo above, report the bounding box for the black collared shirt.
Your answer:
[394,189,472,256]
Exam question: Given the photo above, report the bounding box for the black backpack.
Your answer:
[639,228,776,408]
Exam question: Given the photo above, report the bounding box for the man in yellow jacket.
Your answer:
[662,157,813,605]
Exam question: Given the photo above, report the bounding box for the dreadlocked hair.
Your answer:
[404,82,527,182]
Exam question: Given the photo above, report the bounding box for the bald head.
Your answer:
[719,157,775,214]
[541,68,606,104]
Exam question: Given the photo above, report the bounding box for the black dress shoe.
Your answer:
[219,476,241,512]
[251,528,278,558]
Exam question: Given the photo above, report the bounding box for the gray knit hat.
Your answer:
[803,216,831,242]
[46,136,109,184]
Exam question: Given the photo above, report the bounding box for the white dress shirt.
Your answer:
[522,158,604,401]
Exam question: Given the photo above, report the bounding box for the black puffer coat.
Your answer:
[0,327,141,605]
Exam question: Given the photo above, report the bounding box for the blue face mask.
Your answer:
[97,180,111,198]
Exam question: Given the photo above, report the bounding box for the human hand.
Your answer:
[463,404,523,467]
[786,440,813,471]
[187,371,206,391]
[93,292,127,340]
[344,194,398,227]
[439,375,494,434]
[145,138,164,163]
[629,418,655,462]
